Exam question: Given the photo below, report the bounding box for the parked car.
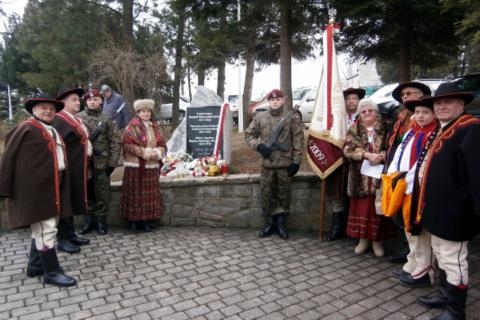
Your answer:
[247,87,314,123]
[293,86,319,123]
[453,73,480,118]
[160,96,190,123]
[370,79,446,121]
[292,86,312,106]
[247,92,269,122]
[225,94,239,123]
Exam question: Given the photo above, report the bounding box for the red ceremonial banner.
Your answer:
[306,21,346,180]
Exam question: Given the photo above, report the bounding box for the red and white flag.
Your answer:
[306,21,346,179]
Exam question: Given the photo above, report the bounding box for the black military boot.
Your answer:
[276,213,289,240]
[39,248,77,287]
[79,215,95,235]
[417,269,448,309]
[26,239,43,277]
[433,282,467,320]
[57,218,81,254]
[326,211,346,241]
[65,216,90,246]
[96,216,107,235]
[259,215,275,238]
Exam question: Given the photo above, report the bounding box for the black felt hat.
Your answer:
[343,87,366,99]
[421,82,475,106]
[25,94,64,114]
[392,82,431,103]
[403,95,434,112]
[55,87,85,101]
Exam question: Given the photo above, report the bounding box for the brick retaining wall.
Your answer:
[1,172,331,232]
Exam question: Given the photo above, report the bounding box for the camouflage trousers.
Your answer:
[260,167,291,216]
[87,170,110,217]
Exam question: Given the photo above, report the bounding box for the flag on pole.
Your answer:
[306,20,346,179]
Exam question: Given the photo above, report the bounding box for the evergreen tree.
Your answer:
[330,0,462,82]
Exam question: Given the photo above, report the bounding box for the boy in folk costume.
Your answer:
[386,81,432,264]
[386,97,438,287]
[0,94,77,287]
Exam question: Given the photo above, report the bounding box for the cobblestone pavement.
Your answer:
[1,227,479,320]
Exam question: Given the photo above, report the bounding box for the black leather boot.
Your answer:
[96,216,107,235]
[326,211,346,241]
[259,215,275,238]
[39,248,77,287]
[388,230,410,263]
[417,269,447,309]
[433,282,467,320]
[57,218,81,254]
[276,213,289,240]
[79,215,95,235]
[65,216,90,246]
[26,239,43,277]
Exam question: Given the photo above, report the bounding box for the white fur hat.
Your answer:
[133,99,154,112]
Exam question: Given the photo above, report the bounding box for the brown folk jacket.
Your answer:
[0,118,73,229]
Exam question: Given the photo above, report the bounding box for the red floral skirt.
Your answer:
[346,195,395,241]
[120,167,164,221]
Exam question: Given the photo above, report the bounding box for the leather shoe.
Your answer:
[391,267,409,279]
[70,236,90,246]
[44,272,77,287]
[57,241,81,254]
[417,289,447,309]
[399,272,430,288]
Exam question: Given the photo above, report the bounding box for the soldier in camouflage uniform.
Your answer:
[245,89,304,240]
[77,89,121,235]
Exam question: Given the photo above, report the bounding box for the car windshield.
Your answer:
[292,87,310,100]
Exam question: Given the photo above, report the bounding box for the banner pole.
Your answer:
[319,178,327,240]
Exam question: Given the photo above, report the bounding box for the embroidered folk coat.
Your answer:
[343,117,387,197]
[0,119,73,229]
[411,114,480,241]
[52,111,89,215]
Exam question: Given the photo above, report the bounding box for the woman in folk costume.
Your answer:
[343,98,392,257]
[0,94,76,287]
[121,99,166,232]
[387,97,438,288]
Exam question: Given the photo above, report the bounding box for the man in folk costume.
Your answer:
[245,89,304,240]
[386,81,431,264]
[0,94,77,287]
[325,87,365,241]
[411,83,479,320]
[50,87,92,254]
[77,89,121,235]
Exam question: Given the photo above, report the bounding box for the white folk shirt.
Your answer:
[40,122,66,171]
[346,111,358,129]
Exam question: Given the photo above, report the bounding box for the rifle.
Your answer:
[264,104,300,152]
[89,103,125,143]
[89,103,125,155]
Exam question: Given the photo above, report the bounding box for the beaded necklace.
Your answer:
[415,126,440,184]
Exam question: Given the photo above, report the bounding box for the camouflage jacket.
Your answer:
[245,106,304,168]
[77,108,121,170]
